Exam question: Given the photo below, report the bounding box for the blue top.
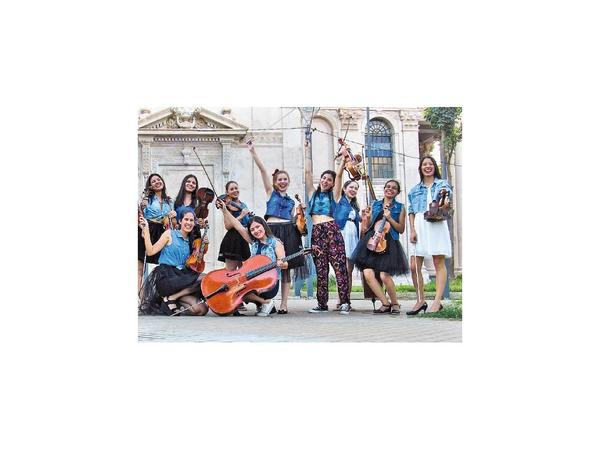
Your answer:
[250,235,281,278]
[158,229,190,269]
[334,194,360,233]
[369,199,404,240]
[144,195,173,220]
[219,195,251,227]
[407,178,452,214]
[307,190,336,217]
[265,190,294,220]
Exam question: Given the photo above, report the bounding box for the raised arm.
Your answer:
[247,140,273,196]
[304,140,316,198]
[216,198,252,244]
[140,217,171,256]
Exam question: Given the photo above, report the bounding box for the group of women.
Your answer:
[137,140,453,317]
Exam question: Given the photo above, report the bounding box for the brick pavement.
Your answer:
[138,297,462,343]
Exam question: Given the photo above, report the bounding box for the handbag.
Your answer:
[424,188,451,222]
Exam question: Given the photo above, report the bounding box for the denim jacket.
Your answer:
[407,178,452,215]
[144,195,173,220]
[265,190,295,220]
[158,230,190,269]
[307,190,336,217]
[369,199,404,240]
[334,195,360,233]
[250,236,281,278]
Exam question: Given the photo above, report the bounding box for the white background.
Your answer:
[1,1,599,449]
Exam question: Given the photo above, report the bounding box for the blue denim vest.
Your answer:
[158,230,190,269]
[144,195,173,220]
[250,235,281,278]
[334,194,360,233]
[407,178,452,214]
[264,190,294,220]
[369,199,404,240]
[307,190,336,217]
[219,195,251,227]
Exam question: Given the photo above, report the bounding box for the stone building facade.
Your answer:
[138,107,462,278]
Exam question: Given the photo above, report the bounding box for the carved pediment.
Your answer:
[138,107,248,132]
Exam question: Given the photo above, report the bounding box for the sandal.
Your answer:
[374,304,392,314]
[390,304,401,315]
[162,296,179,315]
[277,309,288,314]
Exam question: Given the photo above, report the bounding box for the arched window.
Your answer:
[365,119,393,178]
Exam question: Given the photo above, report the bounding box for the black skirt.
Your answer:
[138,264,202,315]
[267,221,309,283]
[350,229,409,276]
[218,228,251,262]
[137,221,164,264]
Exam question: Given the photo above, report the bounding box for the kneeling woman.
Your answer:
[216,198,286,316]
[350,179,409,314]
[138,208,208,316]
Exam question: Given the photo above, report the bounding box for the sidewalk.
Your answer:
[138,296,462,343]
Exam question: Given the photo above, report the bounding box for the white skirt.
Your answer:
[410,212,452,258]
[341,221,359,258]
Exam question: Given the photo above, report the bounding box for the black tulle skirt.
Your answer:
[138,265,201,315]
[137,221,164,264]
[350,229,409,276]
[267,221,309,283]
[218,228,251,262]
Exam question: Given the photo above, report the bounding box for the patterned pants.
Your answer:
[312,221,350,308]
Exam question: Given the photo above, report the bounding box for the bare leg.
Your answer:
[165,282,201,301]
[363,269,389,307]
[380,272,398,305]
[178,295,208,316]
[244,291,267,305]
[138,260,144,292]
[429,255,447,312]
[279,279,290,312]
[410,256,426,311]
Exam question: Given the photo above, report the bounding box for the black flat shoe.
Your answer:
[277,309,288,314]
[406,302,428,316]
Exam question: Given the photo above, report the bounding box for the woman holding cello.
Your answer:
[215,198,285,316]
[247,140,307,314]
[138,207,208,316]
[217,181,252,270]
[137,173,177,292]
[350,179,409,314]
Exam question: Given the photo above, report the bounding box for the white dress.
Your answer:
[341,209,359,258]
[410,187,452,258]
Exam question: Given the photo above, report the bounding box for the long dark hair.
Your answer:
[343,179,360,214]
[418,156,442,181]
[174,174,199,210]
[246,216,274,242]
[145,173,170,203]
[308,170,336,215]
[176,208,198,253]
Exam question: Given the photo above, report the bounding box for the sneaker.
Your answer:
[257,299,275,317]
[339,303,351,315]
[308,305,328,313]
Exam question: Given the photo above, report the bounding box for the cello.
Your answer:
[202,247,315,315]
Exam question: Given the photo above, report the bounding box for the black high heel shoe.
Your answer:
[406,302,428,316]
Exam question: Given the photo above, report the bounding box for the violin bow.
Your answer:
[191,147,220,197]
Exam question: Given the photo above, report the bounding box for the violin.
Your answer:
[367,204,391,253]
[337,138,365,181]
[195,187,215,219]
[294,194,307,236]
[424,188,451,222]
[138,188,150,222]
[218,194,254,218]
[202,247,316,315]
[186,220,210,273]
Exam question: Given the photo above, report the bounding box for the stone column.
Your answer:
[219,137,235,176]
[399,109,430,282]
[139,136,153,190]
